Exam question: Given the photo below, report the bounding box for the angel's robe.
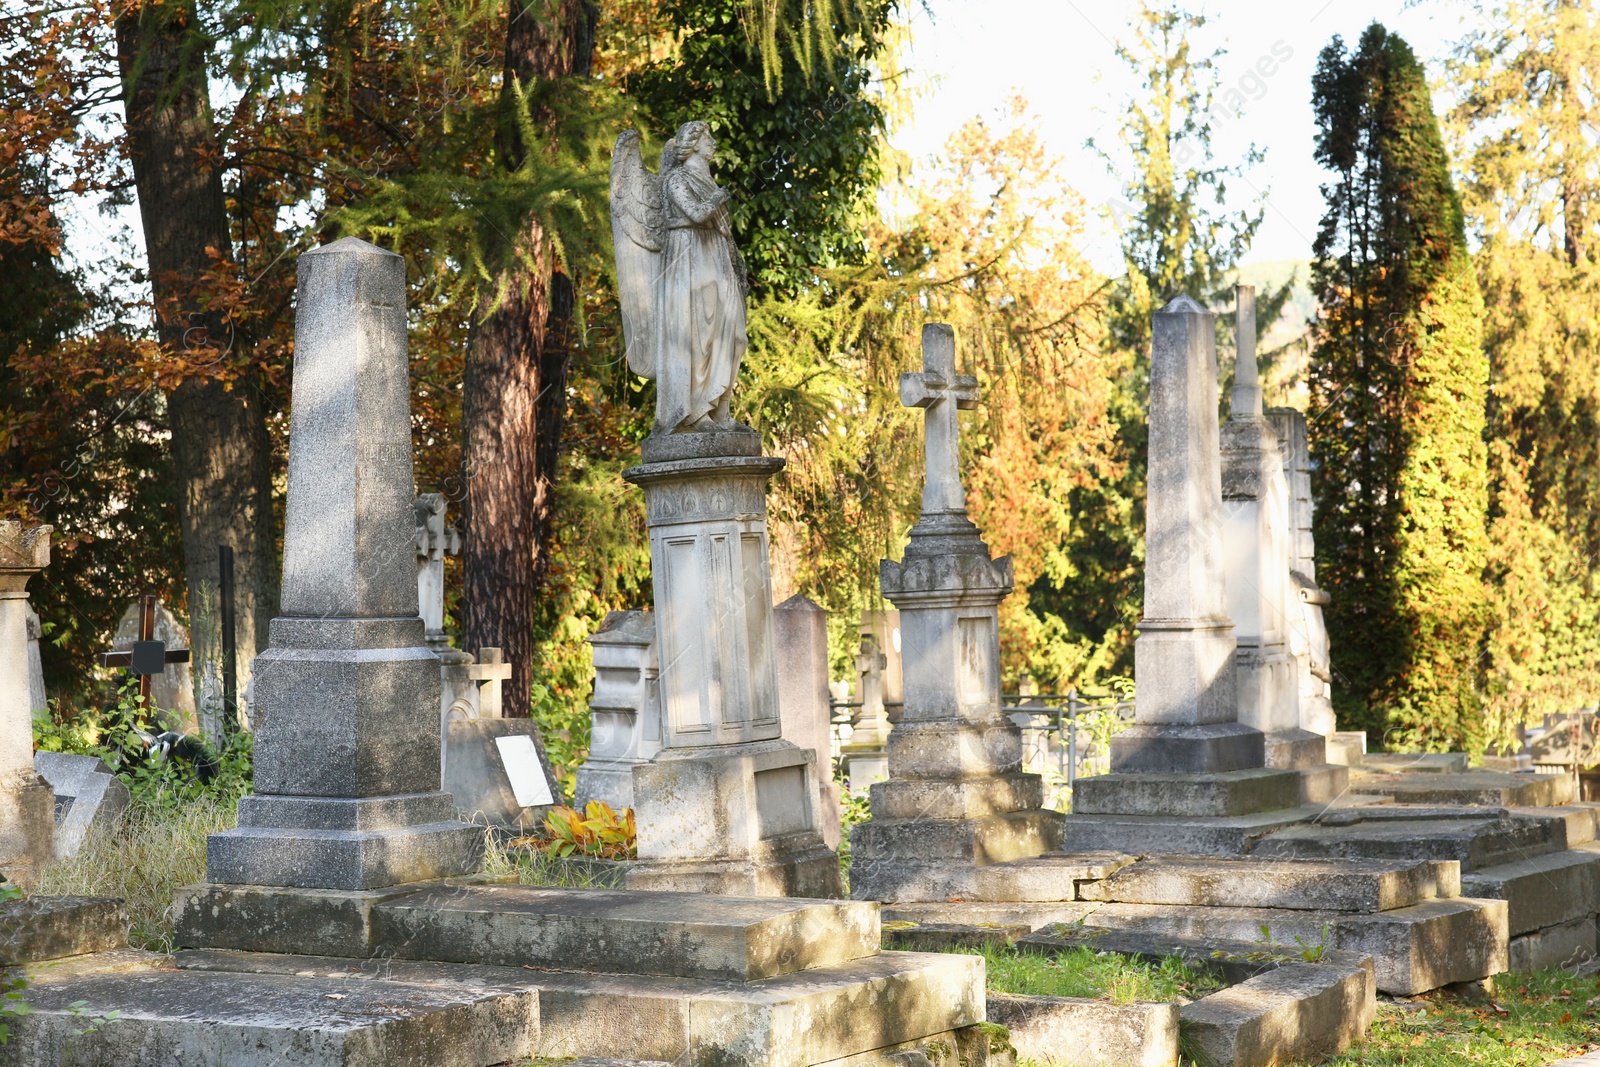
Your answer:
[658,164,747,431]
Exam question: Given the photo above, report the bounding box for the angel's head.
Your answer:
[671,121,715,165]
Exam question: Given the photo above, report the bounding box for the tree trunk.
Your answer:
[460,0,594,784]
[117,2,277,738]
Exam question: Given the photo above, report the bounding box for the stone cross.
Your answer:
[99,595,191,706]
[413,493,461,654]
[900,324,979,515]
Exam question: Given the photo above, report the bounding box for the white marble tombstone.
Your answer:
[574,610,661,810]
[0,523,57,886]
[1266,407,1337,739]
[840,633,890,796]
[773,595,842,847]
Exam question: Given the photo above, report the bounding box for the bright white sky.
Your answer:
[892,0,1473,275]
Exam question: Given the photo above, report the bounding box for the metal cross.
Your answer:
[98,594,191,705]
[899,323,979,515]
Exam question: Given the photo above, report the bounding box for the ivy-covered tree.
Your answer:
[1310,23,1489,750]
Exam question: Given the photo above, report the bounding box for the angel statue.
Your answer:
[610,121,750,434]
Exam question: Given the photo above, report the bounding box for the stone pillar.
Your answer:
[0,523,56,887]
[1266,407,1337,739]
[773,595,842,847]
[1220,286,1308,764]
[848,325,1062,902]
[205,238,482,891]
[1111,295,1259,774]
[622,428,840,897]
[574,610,661,810]
[26,602,46,723]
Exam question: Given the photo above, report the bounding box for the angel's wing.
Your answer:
[610,130,664,379]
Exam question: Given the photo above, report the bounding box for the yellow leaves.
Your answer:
[511,800,637,861]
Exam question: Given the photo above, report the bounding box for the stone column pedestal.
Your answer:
[574,610,660,811]
[621,429,839,897]
[0,523,56,887]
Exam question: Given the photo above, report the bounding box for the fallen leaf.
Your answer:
[324,993,347,1001]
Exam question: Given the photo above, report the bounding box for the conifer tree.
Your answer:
[1310,23,1489,749]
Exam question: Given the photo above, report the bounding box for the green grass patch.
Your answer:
[948,944,1226,1005]
[1320,969,1600,1066]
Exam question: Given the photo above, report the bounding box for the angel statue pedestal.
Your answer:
[610,122,840,897]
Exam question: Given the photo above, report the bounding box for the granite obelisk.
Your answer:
[205,238,482,891]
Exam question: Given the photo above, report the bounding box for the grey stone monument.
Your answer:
[860,609,904,720]
[26,602,46,722]
[848,324,1063,902]
[1064,296,1304,855]
[203,238,483,891]
[573,610,661,811]
[34,751,129,859]
[840,632,891,796]
[612,123,838,896]
[0,522,57,886]
[772,594,843,847]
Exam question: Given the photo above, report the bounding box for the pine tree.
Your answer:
[1310,23,1489,750]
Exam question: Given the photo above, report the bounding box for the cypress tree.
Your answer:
[1309,24,1490,750]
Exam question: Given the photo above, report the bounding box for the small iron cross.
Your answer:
[98,595,190,705]
[900,323,979,515]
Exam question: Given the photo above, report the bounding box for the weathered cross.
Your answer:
[900,323,979,515]
[98,595,190,706]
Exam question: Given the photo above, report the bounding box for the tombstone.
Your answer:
[1221,287,1346,810]
[573,610,661,811]
[848,324,1063,901]
[1265,406,1338,740]
[859,609,905,721]
[0,522,58,887]
[33,751,130,859]
[840,632,891,796]
[26,602,47,722]
[771,595,843,846]
[109,597,196,731]
[1062,296,1303,855]
[413,493,462,656]
[199,238,483,892]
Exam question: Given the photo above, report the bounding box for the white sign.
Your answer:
[494,734,555,808]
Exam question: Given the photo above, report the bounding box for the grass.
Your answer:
[1317,969,1600,1066]
[949,943,1226,1005]
[33,794,236,953]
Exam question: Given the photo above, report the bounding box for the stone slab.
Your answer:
[1079,898,1508,996]
[1060,807,1315,857]
[1252,815,1561,871]
[0,896,127,965]
[1297,764,1351,806]
[1461,848,1600,935]
[1263,731,1328,771]
[623,843,844,898]
[1508,916,1596,972]
[1077,856,1458,912]
[1179,960,1374,1067]
[1015,925,1375,987]
[849,851,1128,904]
[1352,770,1573,808]
[7,947,164,984]
[1109,722,1263,775]
[173,874,514,957]
[881,923,1029,952]
[175,947,984,1067]
[1072,769,1301,818]
[986,992,1178,1067]
[1511,805,1600,848]
[1360,752,1467,773]
[34,752,129,859]
[1,965,538,1067]
[851,809,1063,868]
[206,808,486,891]
[370,884,879,981]
[869,774,1043,821]
[882,902,1098,931]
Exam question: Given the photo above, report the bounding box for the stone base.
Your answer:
[207,792,485,891]
[1072,768,1301,817]
[1327,732,1366,767]
[843,749,889,797]
[986,993,1178,1067]
[854,851,1128,905]
[624,842,843,897]
[1077,856,1458,912]
[848,809,1064,902]
[1352,769,1574,808]
[885,719,1023,781]
[1509,916,1596,971]
[1264,728,1328,770]
[1,896,127,965]
[1460,847,1600,935]
[0,775,56,887]
[1109,722,1266,774]
[1299,763,1352,804]
[573,758,643,812]
[1253,812,1564,872]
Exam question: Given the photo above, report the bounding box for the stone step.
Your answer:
[849,808,1063,867]
[1361,752,1467,774]
[1510,804,1600,848]
[369,885,878,982]
[1265,730,1329,771]
[175,947,984,1067]
[1072,769,1302,818]
[1252,814,1563,871]
[1460,846,1600,936]
[1060,806,1317,856]
[1351,769,1574,807]
[986,993,1178,1067]
[868,773,1043,820]
[1299,763,1351,805]
[851,851,1132,904]
[4,959,538,1067]
[1327,732,1366,767]
[1078,897,1508,996]
[1077,856,1459,912]
[883,902,1097,931]
[1180,959,1373,1067]
[1016,924,1375,985]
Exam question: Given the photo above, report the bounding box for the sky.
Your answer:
[891,0,1473,276]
